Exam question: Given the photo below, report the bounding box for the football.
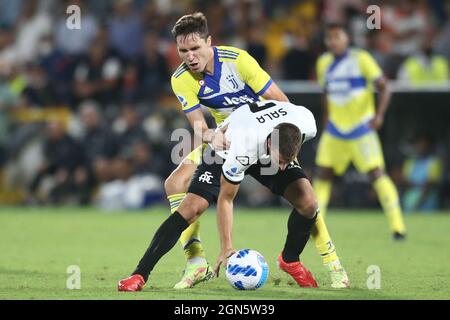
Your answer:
[225,249,269,290]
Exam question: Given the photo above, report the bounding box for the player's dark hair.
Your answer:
[273,123,302,162]
[171,12,209,41]
[325,22,348,34]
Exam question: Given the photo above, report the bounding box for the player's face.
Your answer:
[176,33,212,73]
[325,28,349,56]
[268,140,290,171]
[272,151,290,171]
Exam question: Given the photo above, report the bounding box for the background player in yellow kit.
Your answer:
[162,13,349,289]
[314,23,407,240]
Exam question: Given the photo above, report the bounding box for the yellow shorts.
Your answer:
[185,144,207,165]
[315,131,385,176]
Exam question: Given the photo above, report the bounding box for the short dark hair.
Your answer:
[325,22,347,34]
[273,123,302,162]
[171,12,209,40]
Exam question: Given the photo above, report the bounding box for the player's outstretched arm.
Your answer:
[214,175,240,276]
[185,108,230,150]
[261,81,290,102]
[370,76,391,130]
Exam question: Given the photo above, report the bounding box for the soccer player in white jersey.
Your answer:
[117,100,350,291]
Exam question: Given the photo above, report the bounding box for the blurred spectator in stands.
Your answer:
[397,34,449,86]
[55,0,98,58]
[0,0,22,29]
[343,4,367,48]
[88,0,112,18]
[400,135,443,212]
[113,104,149,160]
[38,34,73,106]
[95,140,164,211]
[380,0,430,78]
[28,120,87,205]
[140,0,158,30]
[382,0,428,57]
[0,65,33,160]
[0,25,16,69]
[12,0,52,64]
[322,0,364,24]
[434,0,450,60]
[120,61,140,103]
[245,27,267,68]
[79,100,119,188]
[128,140,165,207]
[73,40,122,109]
[131,140,154,176]
[108,0,143,60]
[20,62,61,107]
[0,65,25,110]
[0,66,22,165]
[281,32,312,80]
[365,30,390,74]
[134,32,169,103]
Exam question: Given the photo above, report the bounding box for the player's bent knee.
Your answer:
[164,174,177,195]
[316,166,334,180]
[294,196,318,219]
[165,168,190,195]
[285,181,318,219]
[368,167,385,182]
[177,193,209,224]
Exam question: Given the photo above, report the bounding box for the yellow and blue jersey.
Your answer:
[316,48,383,139]
[171,46,272,125]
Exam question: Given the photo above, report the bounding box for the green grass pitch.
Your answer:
[0,206,449,300]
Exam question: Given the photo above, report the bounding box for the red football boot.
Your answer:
[277,254,318,288]
[118,274,145,292]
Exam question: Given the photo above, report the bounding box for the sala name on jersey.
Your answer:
[256,108,287,123]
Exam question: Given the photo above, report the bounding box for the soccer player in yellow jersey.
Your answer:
[118,13,349,291]
[314,23,407,240]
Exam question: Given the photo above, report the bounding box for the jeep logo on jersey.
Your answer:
[236,156,250,166]
[223,95,255,106]
[226,75,239,89]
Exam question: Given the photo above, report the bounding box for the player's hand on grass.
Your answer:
[214,248,236,277]
[211,124,230,150]
[369,114,384,130]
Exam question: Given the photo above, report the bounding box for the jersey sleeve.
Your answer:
[301,117,318,143]
[221,129,258,184]
[171,75,201,113]
[316,54,328,88]
[358,50,383,82]
[236,50,272,96]
[428,158,443,183]
[221,157,246,184]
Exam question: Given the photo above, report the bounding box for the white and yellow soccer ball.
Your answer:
[225,249,269,290]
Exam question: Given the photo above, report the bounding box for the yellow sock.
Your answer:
[313,179,332,218]
[168,193,206,261]
[311,211,340,265]
[373,175,406,234]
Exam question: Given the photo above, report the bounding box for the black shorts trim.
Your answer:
[246,160,309,196]
[187,185,216,206]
